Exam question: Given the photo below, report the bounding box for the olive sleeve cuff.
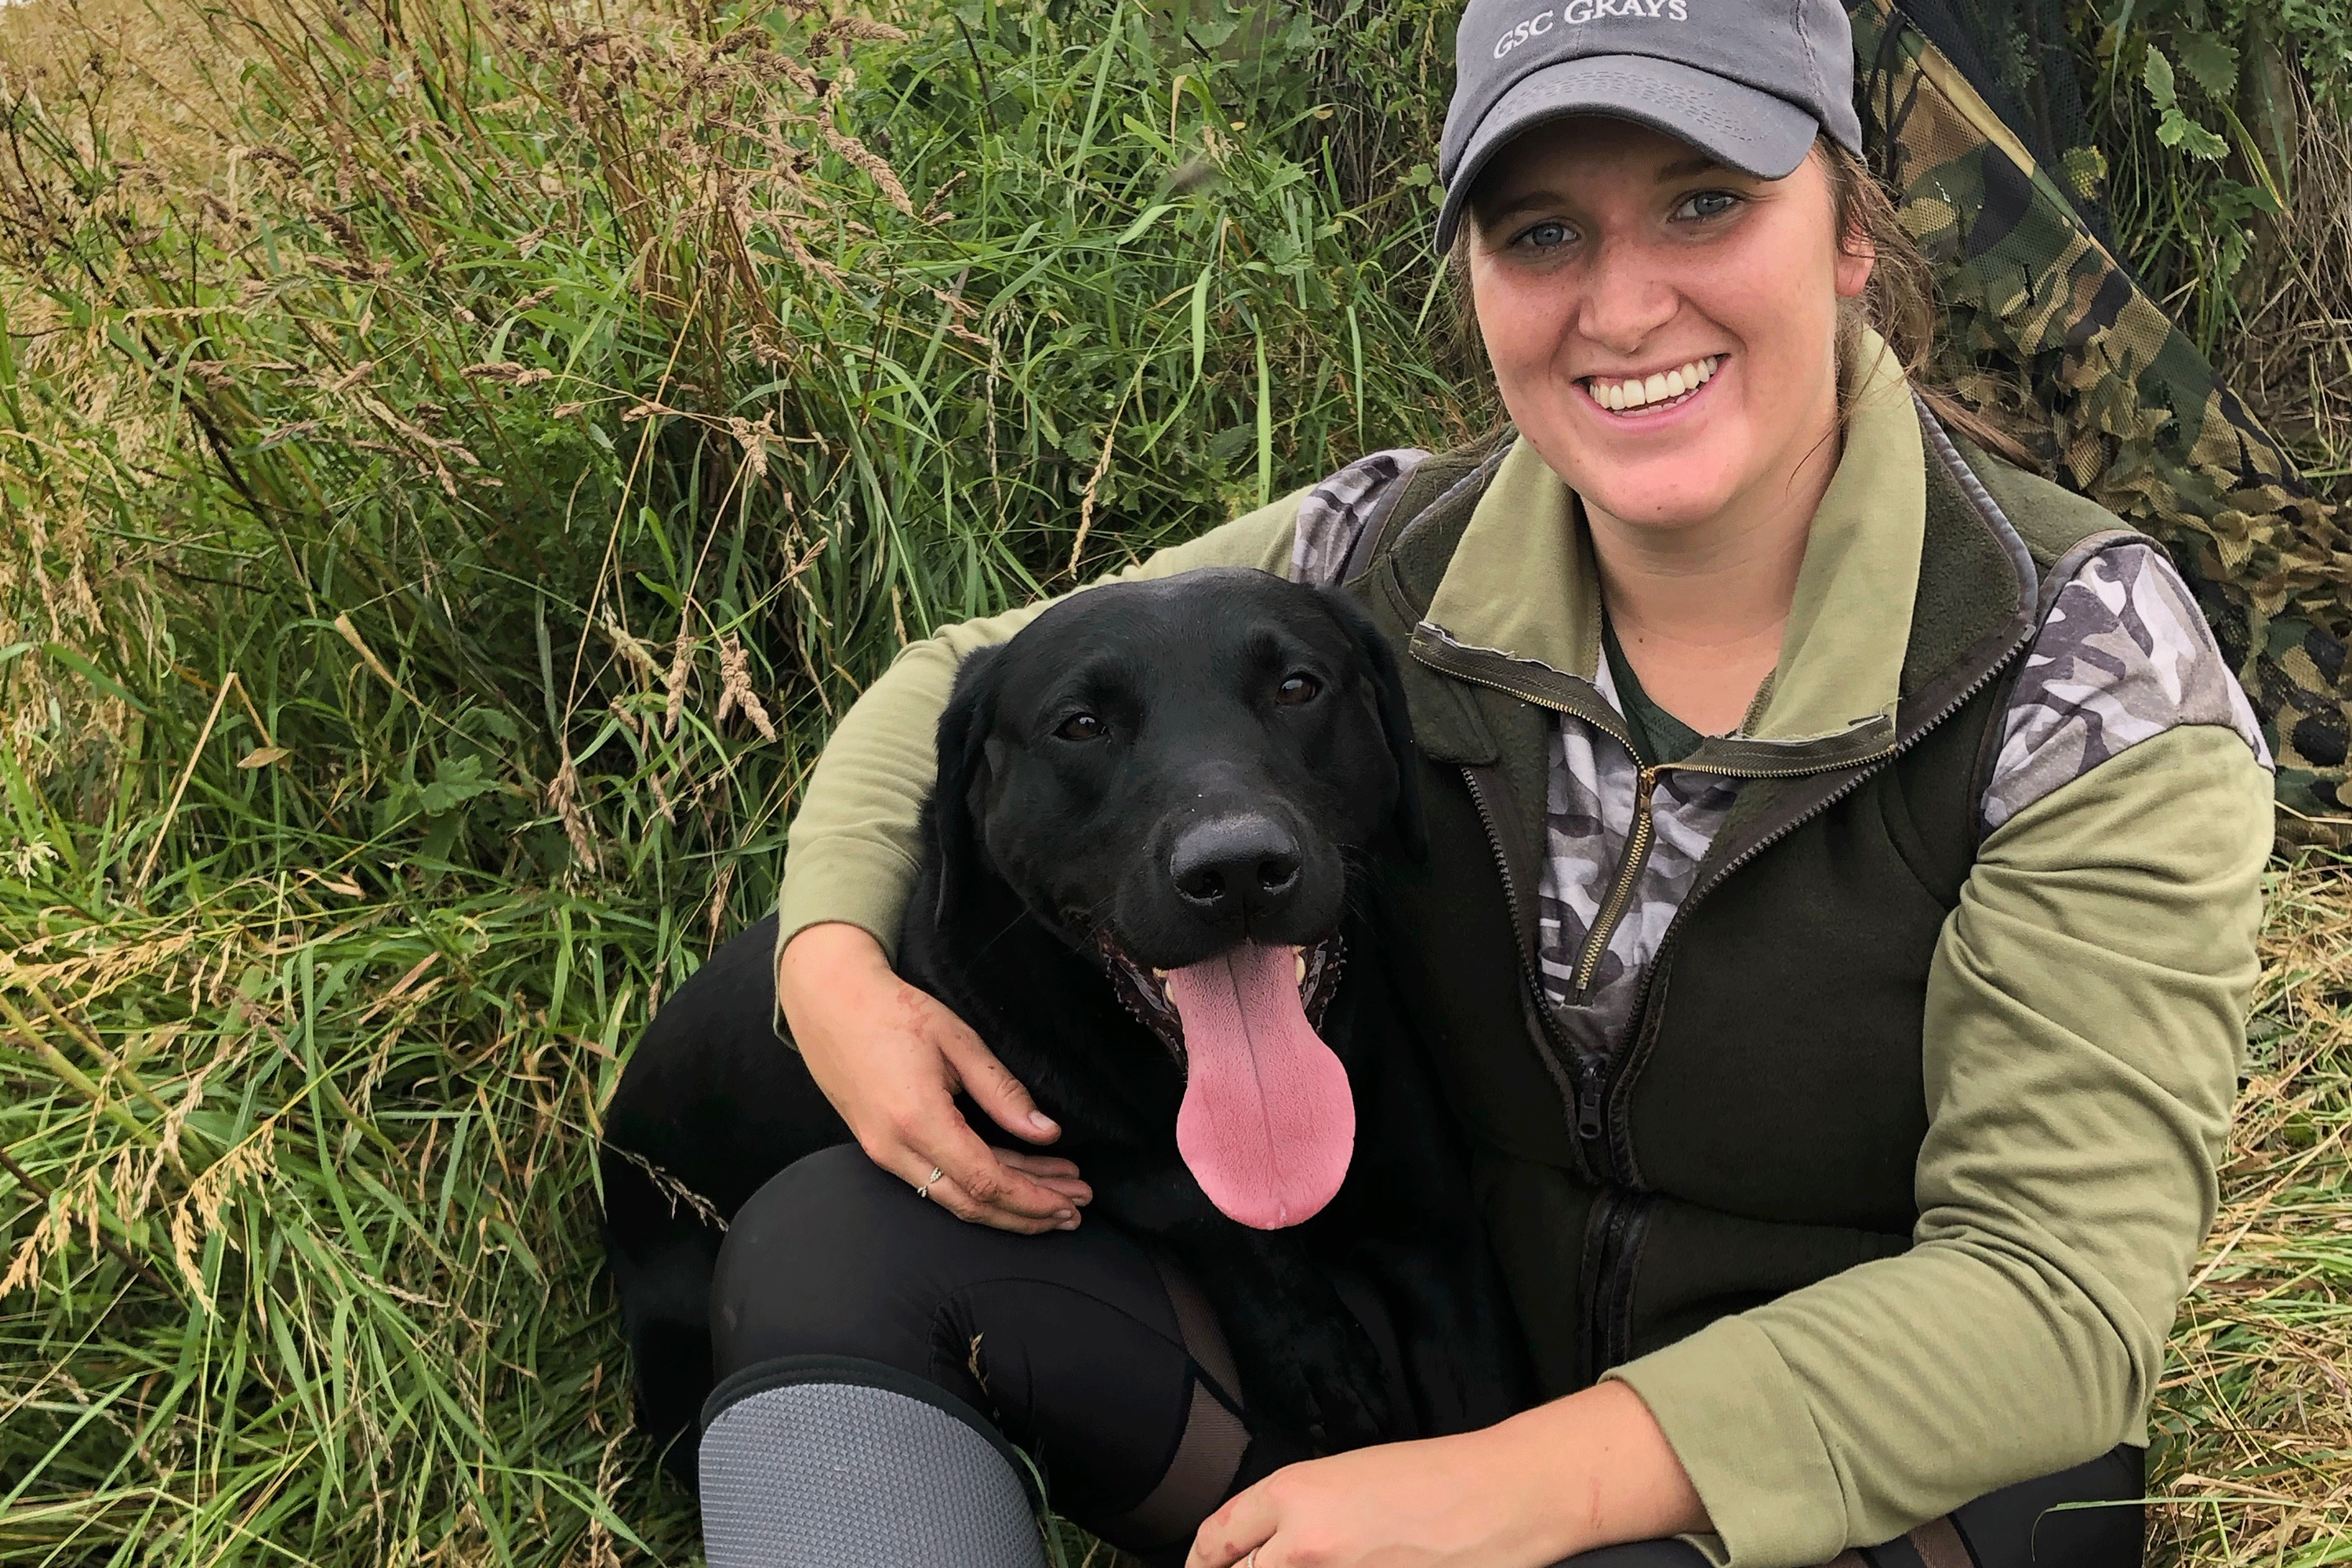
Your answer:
[1604,1317,1846,1568]
[774,841,925,964]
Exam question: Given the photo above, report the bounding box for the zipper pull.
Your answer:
[1576,1072,1606,1142]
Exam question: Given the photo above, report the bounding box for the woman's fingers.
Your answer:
[896,1162,1079,1234]
[1185,1484,1277,1568]
[997,1149,1091,1203]
[935,1013,1063,1145]
[895,1105,1081,1232]
[905,1173,1073,1234]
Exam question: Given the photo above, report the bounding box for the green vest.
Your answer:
[1342,413,2141,1396]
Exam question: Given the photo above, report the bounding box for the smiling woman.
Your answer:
[641,0,2277,1565]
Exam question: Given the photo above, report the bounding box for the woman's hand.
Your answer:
[1185,1383,1705,1568]
[777,921,1091,1233]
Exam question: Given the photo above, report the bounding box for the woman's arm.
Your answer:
[1185,1381,1707,1568]
[1608,721,2272,1566]
[771,494,1307,1231]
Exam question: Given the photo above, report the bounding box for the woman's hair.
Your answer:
[1445,133,2036,467]
[1817,139,2032,463]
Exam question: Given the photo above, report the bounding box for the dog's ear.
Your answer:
[1319,590,1428,862]
[931,643,1009,927]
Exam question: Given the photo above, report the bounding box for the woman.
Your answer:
[683,0,2274,1562]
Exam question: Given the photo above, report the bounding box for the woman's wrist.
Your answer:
[1471,1380,1708,1560]
[775,920,892,1004]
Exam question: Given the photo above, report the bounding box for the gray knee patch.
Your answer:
[699,1361,1047,1568]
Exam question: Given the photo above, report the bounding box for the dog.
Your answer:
[600,567,1528,1483]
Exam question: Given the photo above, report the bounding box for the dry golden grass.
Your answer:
[0,0,252,177]
[2148,854,2352,1563]
[2236,79,2352,503]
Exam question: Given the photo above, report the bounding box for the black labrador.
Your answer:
[600,567,1527,1482]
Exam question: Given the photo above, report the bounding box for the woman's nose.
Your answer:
[1575,237,1678,354]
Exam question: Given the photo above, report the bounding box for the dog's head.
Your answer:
[929,568,1422,1228]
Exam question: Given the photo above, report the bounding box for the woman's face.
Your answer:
[1466,117,1873,535]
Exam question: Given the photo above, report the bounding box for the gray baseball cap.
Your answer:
[1436,0,1864,249]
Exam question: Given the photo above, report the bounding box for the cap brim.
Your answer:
[1435,56,1821,250]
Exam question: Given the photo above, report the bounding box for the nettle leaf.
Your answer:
[2143,45,2179,112]
[2175,29,2238,100]
[416,753,505,816]
[2157,106,2230,160]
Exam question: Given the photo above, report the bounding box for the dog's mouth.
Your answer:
[1098,934,1346,1062]
[1094,934,1354,1231]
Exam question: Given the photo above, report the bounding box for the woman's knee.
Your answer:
[710,1143,971,1377]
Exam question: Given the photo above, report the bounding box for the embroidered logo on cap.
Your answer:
[1494,0,1689,58]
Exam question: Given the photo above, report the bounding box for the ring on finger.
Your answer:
[914,1166,944,1201]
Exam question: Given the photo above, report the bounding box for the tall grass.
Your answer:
[0,0,1482,1558]
[1,0,2347,1563]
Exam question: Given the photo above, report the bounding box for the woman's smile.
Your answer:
[1579,353,1724,417]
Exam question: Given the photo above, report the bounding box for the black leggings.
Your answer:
[673,924,2143,1566]
[707,1149,2143,1567]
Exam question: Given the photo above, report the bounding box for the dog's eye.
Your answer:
[1275,673,1321,706]
[1056,712,1105,741]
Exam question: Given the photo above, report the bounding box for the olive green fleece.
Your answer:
[772,404,2270,1563]
[1606,720,2267,1566]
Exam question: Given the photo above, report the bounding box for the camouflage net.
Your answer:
[1853,0,2352,834]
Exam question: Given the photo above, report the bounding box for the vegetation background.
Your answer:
[0,0,2347,1560]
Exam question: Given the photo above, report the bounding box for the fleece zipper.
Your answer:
[1571,764,1659,999]
[1578,1189,1651,1388]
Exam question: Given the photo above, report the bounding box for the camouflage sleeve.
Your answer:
[1287,449,1428,587]
[1981,543,2274,833]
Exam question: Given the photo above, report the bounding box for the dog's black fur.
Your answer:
[600,568,1529,1484]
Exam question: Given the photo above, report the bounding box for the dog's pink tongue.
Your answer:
[1167,942,1354,1229]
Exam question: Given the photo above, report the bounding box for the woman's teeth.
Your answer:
[1588,355,1720,413]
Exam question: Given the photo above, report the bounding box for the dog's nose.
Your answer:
[1169,815,1302,924]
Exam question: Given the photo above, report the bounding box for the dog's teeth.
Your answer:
[1294,951,1307,984]
[1150,967,1167,980]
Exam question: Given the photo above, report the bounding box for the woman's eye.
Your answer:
[1056,713,1105,741]
[1675,191,1740,221]
[1275,673,1321,706]
[1515,220,1573,251]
